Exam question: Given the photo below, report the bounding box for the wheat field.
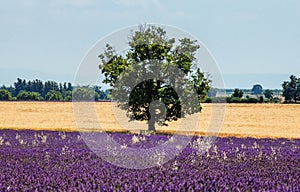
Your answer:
[0,102,299,139]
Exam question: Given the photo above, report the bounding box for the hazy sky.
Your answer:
[0,0,300,89]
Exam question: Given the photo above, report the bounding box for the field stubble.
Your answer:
[0,102,299,139]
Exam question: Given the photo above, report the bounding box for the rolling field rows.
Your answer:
[0,102,299,138]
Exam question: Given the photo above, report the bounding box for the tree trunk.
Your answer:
[148,106,156,131]
[148,118,155,131]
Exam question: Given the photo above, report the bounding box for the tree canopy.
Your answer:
[263,89,273,99]
[232,88,244,98]
[0,89,12,101]
[99,24,210,131]
[282,75,300,103]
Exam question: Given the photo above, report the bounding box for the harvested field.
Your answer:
[0,102,299,139]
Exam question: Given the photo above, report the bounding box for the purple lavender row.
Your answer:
[0,130,299,191]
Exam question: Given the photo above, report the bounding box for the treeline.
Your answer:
[0,78,109,101]
[1,75,298,103]
[205,87,282,104]
[205,74,300,104]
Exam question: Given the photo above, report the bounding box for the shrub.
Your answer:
[16,91,42,101]
[247,97,259,103]
[229,97,241,103]
[72,87,99,101]
[212,97,229,103]
[0,89,12,101]
[205,97,229,103]
[205,98,212,103]
[45,90,63,101]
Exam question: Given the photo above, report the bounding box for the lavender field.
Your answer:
[0,129,299,191]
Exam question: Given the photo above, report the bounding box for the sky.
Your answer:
[0,0,300,89]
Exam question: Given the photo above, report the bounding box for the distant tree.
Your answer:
[252,84,263,95]
[207,87,217,98]
[45,90,63,101]
[232,88,243,98]
[72,87,100,101]
[67,83,73,91]
[16,91,42,101]
[43,81,59,97]
[94,86,108,100]
[59,83,63,93]
[263,89,273,99]
[0,89,12,101]
[3,85,14,95]
[63,82,67,91]
[16,91,29,101]
[63,91,72,101]
[282,75,300,103]
[13,78,26,96]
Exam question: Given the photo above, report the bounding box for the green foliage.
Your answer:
[94,86,109,100]
[99,24,210,131]
[205,97,212,103]
[11,78,74,99]
[0,89,12,101]
[16,91,42,101]
[263,89,273,99]
[247,97,259,103]
[232,88,244,98]
[72,87,100,101]
[45,90,63,101]
[63,91,72,101]
[205,96,261,103]
[192,68,211,103]
[1,78,109,101]
[282,75,300,103]
[205,97,228,103]
[207,87,217,98]
[229,97,241,103]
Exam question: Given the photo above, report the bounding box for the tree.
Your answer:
[252,84,263,95]
[63,91,72,101]
[0,89,12,101]
[232,88,243,98]
[282,75,300,103]
[99,24,210,131]
[263,89,273,99]
[94,86,109,100]
[16,91,42,101]
[207,87,217,98]
[72,87,100,101]
[13,78,26,96]
[45,90,63,101]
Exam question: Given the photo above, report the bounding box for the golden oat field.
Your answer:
[0,102,299,139]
